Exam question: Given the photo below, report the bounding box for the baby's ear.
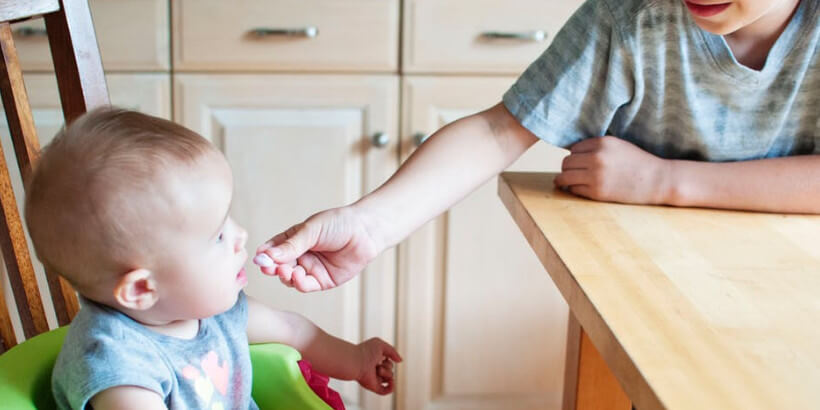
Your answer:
[113,268,159,311]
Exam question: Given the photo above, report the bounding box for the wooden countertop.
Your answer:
[498,172,820,410]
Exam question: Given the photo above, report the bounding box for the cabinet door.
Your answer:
[175,74,399,410]
[403,0,582,74]
[397,76,569,410]
[173,0,399,72]
[0,73,171,340]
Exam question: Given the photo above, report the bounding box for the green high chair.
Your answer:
[0,1,328,408]
[0,326,331,409]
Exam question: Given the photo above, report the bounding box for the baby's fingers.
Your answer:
[377,364,393,380]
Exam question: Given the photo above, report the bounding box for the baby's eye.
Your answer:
[216,232,225,243]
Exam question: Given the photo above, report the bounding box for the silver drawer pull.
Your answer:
[479,30,547,42]
[13,27,48,38]
[413,132,429,147]
[371,132,390,148]
[248,26,319,38]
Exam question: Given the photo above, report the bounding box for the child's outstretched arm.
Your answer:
[255,102,538,292]
[246,296,402,395]
[555,135,820,214]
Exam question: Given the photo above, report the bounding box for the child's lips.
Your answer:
[685,1,731,18]
[236,267,247,284]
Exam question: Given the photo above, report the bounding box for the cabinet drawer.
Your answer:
[12,0,169,71]
[173,0,399,72]
[404,0,583,74]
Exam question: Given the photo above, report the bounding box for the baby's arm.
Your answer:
[90,386,166,410]
[246,296,402,394]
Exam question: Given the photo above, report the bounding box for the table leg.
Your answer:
[563,314,632,410]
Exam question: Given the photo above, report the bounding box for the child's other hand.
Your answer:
[355,337,402,395]
[555,136,673,205]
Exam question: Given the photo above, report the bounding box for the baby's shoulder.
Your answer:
[55,302,162,374]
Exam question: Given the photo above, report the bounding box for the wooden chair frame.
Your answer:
[0,0,109,353]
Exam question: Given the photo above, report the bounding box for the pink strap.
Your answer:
[298,359,345,410]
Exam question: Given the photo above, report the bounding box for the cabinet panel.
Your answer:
[403,0,582,74]
[173,0,399,72]
[397,75,569,410]
[175,74,399,410]
[12,0,170,71]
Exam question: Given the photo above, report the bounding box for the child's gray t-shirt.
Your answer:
[503,0,819,161]
[52,292,259,410]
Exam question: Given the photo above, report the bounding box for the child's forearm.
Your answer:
[666,155,820,214]
[354,102,538,250]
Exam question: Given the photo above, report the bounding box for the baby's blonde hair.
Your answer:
[24,107,216,294]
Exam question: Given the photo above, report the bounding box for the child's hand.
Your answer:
[355,337,402,395]
[255,206,382,293]
[555,136,673,205]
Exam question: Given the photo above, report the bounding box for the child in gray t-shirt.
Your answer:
[251,0,819,292]
[24,108,401,409]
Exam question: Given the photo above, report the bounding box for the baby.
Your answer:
[24,107,400,410]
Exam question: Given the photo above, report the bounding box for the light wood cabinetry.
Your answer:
[397,75,569,410]
[172,0,399,72]
[13,0,169,71]
[4,1,585,409]
[174,73,399,410]
[403,0,580,73]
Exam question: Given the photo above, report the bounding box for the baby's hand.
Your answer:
[355,337,402,395]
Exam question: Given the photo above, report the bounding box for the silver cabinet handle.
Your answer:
[479,30,547,42]
[248,26,319,38]
[13,27,48,37]
[371,132,390,148]
[413,132,429,147]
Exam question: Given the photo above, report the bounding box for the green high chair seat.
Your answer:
[0,327,331,409]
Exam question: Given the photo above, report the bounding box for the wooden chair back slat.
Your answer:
[0,0,109,351]
[0,21,48,347]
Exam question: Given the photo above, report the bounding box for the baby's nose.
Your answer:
[235,228,248,253]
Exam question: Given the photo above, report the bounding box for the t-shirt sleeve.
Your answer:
[52,311,172,410]
[503,0,634,148]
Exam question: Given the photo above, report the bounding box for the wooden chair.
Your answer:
[0,0,109,353]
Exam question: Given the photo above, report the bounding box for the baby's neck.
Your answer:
[139,318,200,339]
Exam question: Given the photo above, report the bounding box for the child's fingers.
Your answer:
[554,169,590,188]
[569,136,605,153]
[276,263,294,281]
[569,185,594,199]
[561,152,595,171]
[296,253,336,290]
[291,265,322,293]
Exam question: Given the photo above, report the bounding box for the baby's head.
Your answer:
[25,107,249,323]
[682,0,800,35]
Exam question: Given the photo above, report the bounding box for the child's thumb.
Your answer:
[270,228,315,262]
